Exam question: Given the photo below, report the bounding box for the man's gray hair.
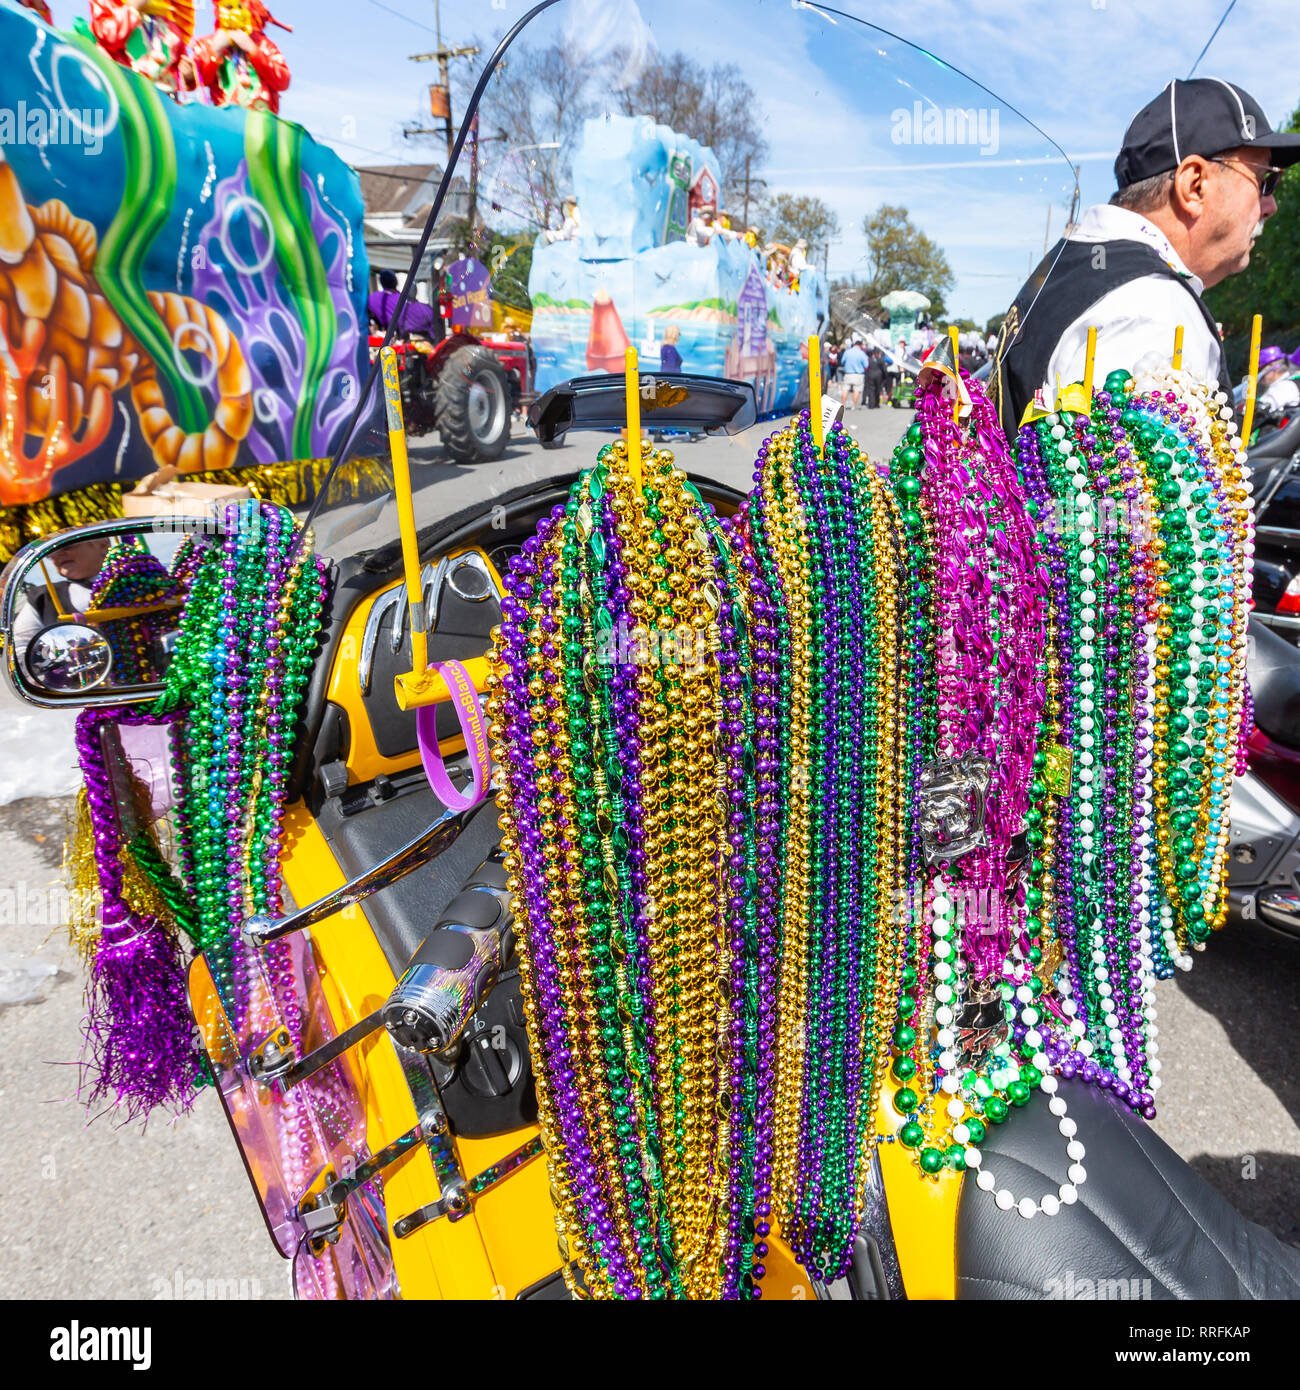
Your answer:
[1109,170,1172,214]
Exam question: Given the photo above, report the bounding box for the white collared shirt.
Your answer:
[1040,204,1223,401]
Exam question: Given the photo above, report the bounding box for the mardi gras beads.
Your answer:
[70,503,328,1124]
[1013,367,1251,1121]
[1122,369,1252,943]
[1020,398,1164,1114]
[88,535,182,684]
[156,502,327,1029]
[744,413,912,1274]
[153,502,333,1192]
[489,442,775,1300]
[886,375,1081,1217]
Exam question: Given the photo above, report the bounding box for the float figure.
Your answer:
[89,1,196,96]
[192,1,291,115]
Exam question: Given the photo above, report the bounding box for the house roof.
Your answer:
[356,164,440,217]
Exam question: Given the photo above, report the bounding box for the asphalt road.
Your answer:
[0,407,1295,1300]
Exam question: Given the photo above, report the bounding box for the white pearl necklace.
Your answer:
[964,1074,1088,1218]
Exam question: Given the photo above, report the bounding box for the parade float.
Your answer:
[0,0,374,563]
[529,114,828,416]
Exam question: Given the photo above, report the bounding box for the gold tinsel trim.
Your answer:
[63,787,193,964]
[63,788,104,963]
[0,456,393,565]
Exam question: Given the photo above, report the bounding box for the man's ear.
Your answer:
[1171,158,1209,217]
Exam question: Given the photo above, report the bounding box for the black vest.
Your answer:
[991,236,1233,441]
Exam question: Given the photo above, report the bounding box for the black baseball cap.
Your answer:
[1115,78,1300,188]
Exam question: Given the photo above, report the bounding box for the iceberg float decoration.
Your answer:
[529,114,827,415]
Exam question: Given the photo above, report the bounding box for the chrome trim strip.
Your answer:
[243,806,472,943]
[358,587,403,696]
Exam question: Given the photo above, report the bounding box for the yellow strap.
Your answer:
[81,598,183,625]
[38,560,69,621]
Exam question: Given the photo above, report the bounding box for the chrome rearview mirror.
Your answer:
[1,517,213,709]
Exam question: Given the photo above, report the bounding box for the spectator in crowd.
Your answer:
[841,337,869,408]
[824,341,842,388]
[865,348,887,409]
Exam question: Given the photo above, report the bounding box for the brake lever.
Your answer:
[243,805,476,944]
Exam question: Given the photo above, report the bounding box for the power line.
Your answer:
[1188,0,1239,77]
[364,0,442,37]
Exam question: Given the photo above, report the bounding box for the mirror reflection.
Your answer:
[11,531,201,693]
[24,623,115,693]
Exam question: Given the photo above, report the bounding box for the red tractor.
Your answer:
[368,327,532,464]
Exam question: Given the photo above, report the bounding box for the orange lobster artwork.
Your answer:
[0,160,253,507]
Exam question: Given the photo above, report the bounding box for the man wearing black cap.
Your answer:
[994,78,1299,439]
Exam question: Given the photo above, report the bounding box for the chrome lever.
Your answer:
[243,806,475,945]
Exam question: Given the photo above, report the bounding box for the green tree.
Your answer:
[407,38,600,235]
[615,52,769,208]
[985,311,1008,337]
[762,194,841,267]
[1205,100,1300,374]
[860,204,954,318]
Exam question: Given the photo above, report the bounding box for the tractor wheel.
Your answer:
[435,346,511,463]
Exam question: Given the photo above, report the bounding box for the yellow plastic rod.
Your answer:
[948,325,960,424]
[1172,324,1184,371]
[1082,326,1097,401]
[1241,312,1263,445]
[808,335,824,452]
[625,346,643,493]
[38,560,69,620]
[82,598,183,625]
[381,346,427,677]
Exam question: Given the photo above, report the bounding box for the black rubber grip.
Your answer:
[409,927,474,971]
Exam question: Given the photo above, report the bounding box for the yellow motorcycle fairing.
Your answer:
[282,545,962,1300]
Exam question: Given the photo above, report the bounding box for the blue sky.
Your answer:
[221,0,1296,326]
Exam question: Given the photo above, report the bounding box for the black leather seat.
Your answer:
[957,1079,1300,1299]
[1248,410,1300,462]
[1247,614,1300,750]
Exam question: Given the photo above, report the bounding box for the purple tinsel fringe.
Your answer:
[82,914,198,1123]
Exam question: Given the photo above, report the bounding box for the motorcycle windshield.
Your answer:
[188,937,394,1295]
[304,0,1080,546]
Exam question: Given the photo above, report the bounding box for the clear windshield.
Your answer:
[298,0,1076,550]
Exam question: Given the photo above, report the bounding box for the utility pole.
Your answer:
[1043,203,1052,254]
[407,0,480,224]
